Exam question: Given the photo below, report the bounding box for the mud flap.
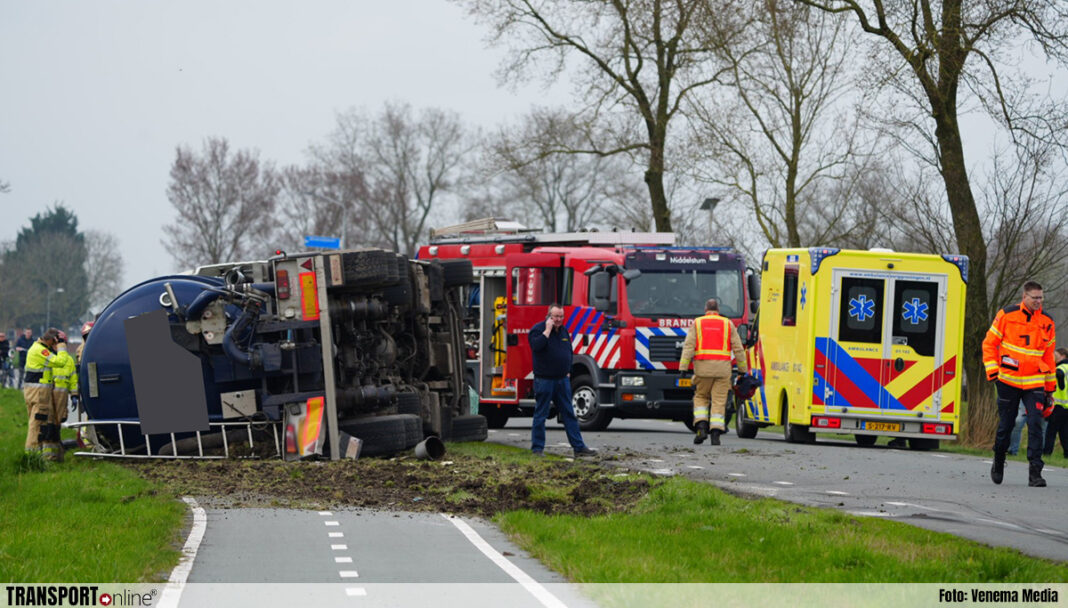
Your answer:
[284,397,327,461]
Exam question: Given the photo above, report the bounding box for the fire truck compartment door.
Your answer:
[504,253,565,379]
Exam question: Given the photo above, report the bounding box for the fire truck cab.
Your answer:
[418,219,758,431]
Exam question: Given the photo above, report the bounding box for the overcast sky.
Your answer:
[0,1,563,286]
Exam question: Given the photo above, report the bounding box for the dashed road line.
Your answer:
[329,532,344,538]
[345,588,367,597]
[686,465,704,470]
[849,510,891,517]
[826,490,849,496]
[331,544,348,550]
[444,514,567,608]
[318,511,333,516]
[325,521,340,527]
[728,473,746,477]
[772,481,794,486]
[339,570,360,578]
[336,556,353,563]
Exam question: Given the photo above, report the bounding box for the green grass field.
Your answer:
[0,388,184,582]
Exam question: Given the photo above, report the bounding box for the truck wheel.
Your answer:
[854,434,877,447]
[782,399,814,444]
[572,375,611,431]
[482,406,510,429]
[438,259,473,287]
[449,414,488,442]
[342,250,400,287]
[396,392,422,416]
[908,438,939,451]
[735,397,759,439]
[402,414,423,448]
[338,414,411,456]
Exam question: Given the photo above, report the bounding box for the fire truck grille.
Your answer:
[648,335,685,361]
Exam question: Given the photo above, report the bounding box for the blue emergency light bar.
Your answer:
[304,235,341,249]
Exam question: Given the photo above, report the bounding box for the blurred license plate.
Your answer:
[864,422,900,432]
[676,378,692,388]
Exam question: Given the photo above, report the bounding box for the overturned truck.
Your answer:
[75,248,487,459]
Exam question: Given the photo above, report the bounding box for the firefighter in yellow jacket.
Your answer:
[982,280,1056,487]
[679,298,747,445]
[50,333,77,461]
[23,328,71,460]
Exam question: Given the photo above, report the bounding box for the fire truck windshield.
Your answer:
[626,269,744,318]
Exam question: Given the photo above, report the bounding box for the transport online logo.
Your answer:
[5,586,157,607]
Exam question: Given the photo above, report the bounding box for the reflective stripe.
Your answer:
[22,382,51,388]
[988,325,1003,338]
[1053,363,1068,406]
[983,361,998,369]
[1001,342,1045,357]
[694,315,731,361]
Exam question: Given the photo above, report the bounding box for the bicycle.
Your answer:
[0,359,13,389]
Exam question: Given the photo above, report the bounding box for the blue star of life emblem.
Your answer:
[902,297,929,325]
[848,294,875,322]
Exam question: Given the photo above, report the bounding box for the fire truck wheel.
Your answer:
[438,259,474,287]
[572,375,612,431]
[449,414,488,442]
[734,398,759,439]
[339,414,412,456]
[483,407,510,429]
[782,399,814,444]
[396,392,422,416]
[908,438,939,451]
[854,434,877,447]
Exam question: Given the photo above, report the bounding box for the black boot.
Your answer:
[709,429,721,446]
[990,454,1005,485]
[1029,463,1047,487]
[693,421,708,445]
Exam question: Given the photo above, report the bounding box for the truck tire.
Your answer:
[402,414,424,448]
[482,406,510,429]
[341,250,400,287]
[438,259,473,287]
[425,263,445,302]
[396,392,422,416]
[782,399,814,444]
[572,375,612,431]
[854,434,877,447]
[735,398,759,439]
[449,414,488,442]
[339,414,411,456]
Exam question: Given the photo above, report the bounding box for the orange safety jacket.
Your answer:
[694,313,732,361]
[982,301,1056,391]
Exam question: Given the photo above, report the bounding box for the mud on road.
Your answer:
[129,450,656,518]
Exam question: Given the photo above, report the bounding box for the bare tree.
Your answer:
[458,0,746,232]
[163,137,280,269]
[274,164,369,252]
[690,0,871,248]
[322,103,476,254]
[84,229,125,314]
[795,0,1068,439]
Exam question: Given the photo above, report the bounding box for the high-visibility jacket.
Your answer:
[982,301,1056,391]
[24,340,62,386]
[680,313,748,376]
[1053,362,1068,408]
[52,344,77,392]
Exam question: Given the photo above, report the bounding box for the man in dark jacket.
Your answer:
[528,304,596,457]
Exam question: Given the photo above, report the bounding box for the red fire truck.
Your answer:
[417,219,759,431]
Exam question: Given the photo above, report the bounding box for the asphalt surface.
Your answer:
[487,417,1068,562]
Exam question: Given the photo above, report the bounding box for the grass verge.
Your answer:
[496,475,1068,582]
[0,388,184,582]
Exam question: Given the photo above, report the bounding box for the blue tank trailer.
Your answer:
[75,249,486,459]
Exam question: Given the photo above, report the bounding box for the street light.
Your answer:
[700,197,721,238]
[45,287,65,333]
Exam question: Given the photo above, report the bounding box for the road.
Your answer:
[486,417,1068,562]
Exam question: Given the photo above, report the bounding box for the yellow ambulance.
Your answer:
[736,248,967,449]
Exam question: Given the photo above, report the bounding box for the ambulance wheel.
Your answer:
[483,407,510,429]
[735,397,758,439]
[908,438,939,451]
[572,375,611,431]
[782,399,814,444]
[854,434,877,447]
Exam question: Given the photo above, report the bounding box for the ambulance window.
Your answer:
[839,277,883,343]
[781,266,799,326]
[512,267,564,305]
[892,280,938,357]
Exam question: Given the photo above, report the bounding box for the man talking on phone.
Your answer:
[528,304,597,457]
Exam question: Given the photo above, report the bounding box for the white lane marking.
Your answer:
[444,514,567,608]
[772,481,794,486]
[507,433,521,437]
[647,459,665,463]
[331,544,348,550]
[687,465,704,470]
[345,588,367,597]
[983,460,993,464]
[728,473,746,477]
[318,511,333,516]
[325,521,340,527]
[849,511,891,517]
[826,491,849,496]
[930,454,948,458]
[336,556,353,563]
[329,532,344,538]
[339,570,360,578]
[158,497,207,608]
[975,517,1025,531]
[885,501,949,513]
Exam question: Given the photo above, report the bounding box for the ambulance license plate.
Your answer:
[864,422,900,432]
[676,378,692,388]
